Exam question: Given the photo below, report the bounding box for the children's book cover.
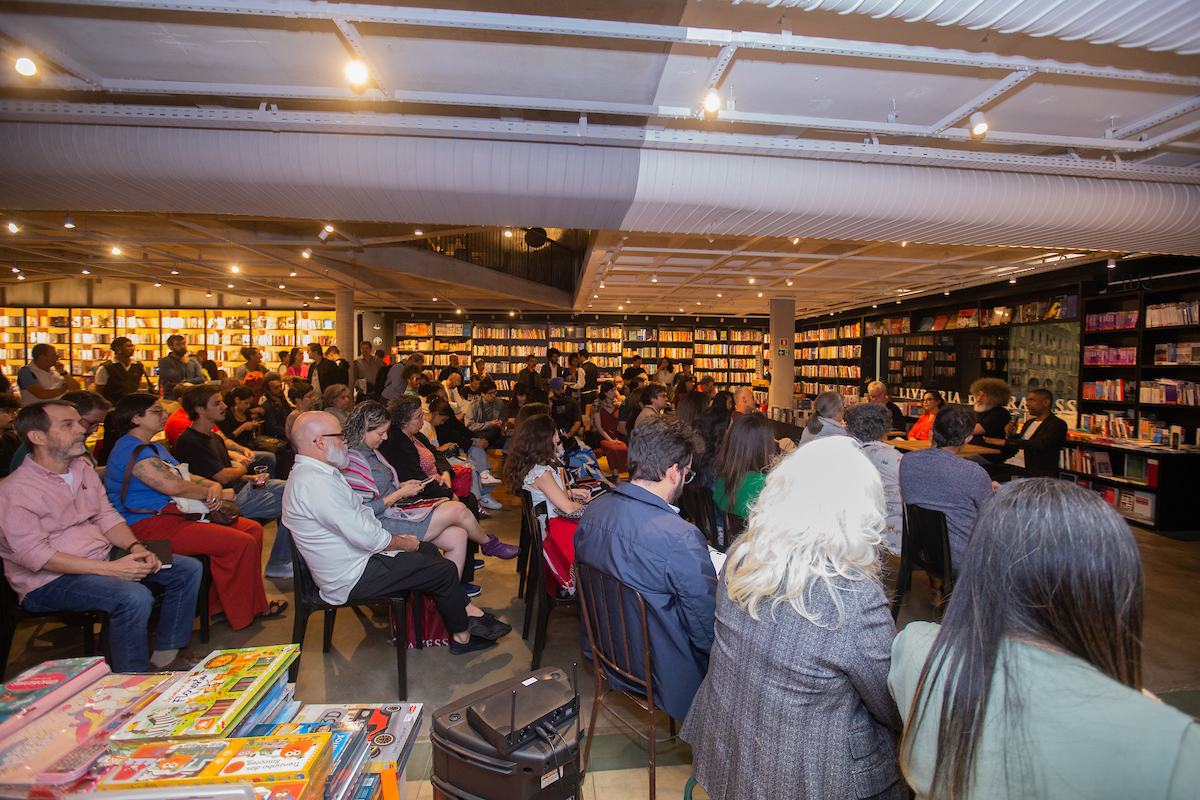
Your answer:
[290,705,422,773]
[96,739,231,789]
[209,733,332,786]
[112,645,300,742]
[0,657,109,739]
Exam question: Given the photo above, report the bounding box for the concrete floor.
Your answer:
[5,479,1198,799]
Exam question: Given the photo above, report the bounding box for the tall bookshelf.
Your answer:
[585,325,622,376]
[206,310,252,376]
[395,321,435,364]
[71,307,117,379]
[433,322,472,373]
[0,309,25,384]
[254,310,298,373]
[118,309,161,375]
[694,327,766,390]
[795,321,865,400]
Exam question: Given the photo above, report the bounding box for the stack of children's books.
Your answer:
[0,646,421,800]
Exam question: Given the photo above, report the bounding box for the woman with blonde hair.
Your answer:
[682,437,902,800]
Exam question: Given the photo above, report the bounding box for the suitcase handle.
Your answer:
[432,734,515,775]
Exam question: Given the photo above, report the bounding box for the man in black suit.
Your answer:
[1002,388,1068,478]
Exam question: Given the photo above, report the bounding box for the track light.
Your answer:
[748,277,755,284]
[10,267,16,273]
[504,229,513,238]
[901,241,907,247]
[81,269,90,275]
[279,284,285,289]
[1107,258,1117,269]
[110,246,121,255]
[599,282,605,289]
[702,88,720,114]
[969,111,988,138]
[792,237,800,245]
[431,297,437,302]
[290,270,297,277]
[63,216,75,229]
[6,222,18,233]
[944,290,950,295]
[302,248,312,258]
[303,302,309,307]
[414,229,423,235]
[757,292,763,298]
[509,311,515,317]
[651,274,658,283]
[206,290,213,297]
[456,308,462,314]
[1009,278,1017,284]
[314,295,320,300]
[171,269,179,275]
[786,279,793,287]
[154,282,161,287]
[318,230,331,242]
[227,283,234,288]
[231,265,239,273]
[345,61,369,85]
[716,292,722,297]
[16,274,24,280]
[15,57,36,77]
[323,224,335,233]
[246,299,253,305]
[618,305,624,311]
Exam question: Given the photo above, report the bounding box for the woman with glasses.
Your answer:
[103,393,282,630]
[907,389,944,442]
[503,413,593,596]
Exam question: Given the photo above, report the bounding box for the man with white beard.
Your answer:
[282,411,507,655]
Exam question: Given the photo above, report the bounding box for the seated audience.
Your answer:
[969,378,1014,463]
[635,382,668,430]
[867,380,907,432]
[729,386,755,422]
[8,391,112,477]
[174,384,294,579]
[285,381,316,441]
[259,374,293,439]
[502,382,528,436]
[800,391,849,444]
[0,400,204,672]
[575,415,715,723]
[889,479,1199,798]
[0,393,19,478]
[464,378,506,448]
[621,354,648,385]
[846,402,904,555]
[443,371,470,416]
[322,383,352,426]
[423,397,501,511]
[897,404,995,565]
[692,405,732,492]
[1001,388,1068,478]
[103,393,280,629]
[589,381,628,476]
[652,357,675,387]
[907,389,944,441]
[217,385,263,448]
[282,411,509,654]
[428,399,501,487]
[674,389,709,429]
[18,344,80,406]
[714,412,776,520]
[459,372,483,402]
[684,437,902,800]
[504,414,592,595]
[547,378,583,439]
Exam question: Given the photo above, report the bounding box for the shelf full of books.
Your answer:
[0,646,422,800]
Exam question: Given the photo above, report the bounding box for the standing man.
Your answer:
[998,388,1068,478]
[306,342,339,401]
[438,354,464,382]
[158,335,205,400]
[95,337,152,464]
[574,415,715,723]
[540,348,569,389]
[173,384,294,579]
[464,379,506,449]
[637,383,668,429]
[866,381,906,432]
[730,386,756,422]
[578,349,600,409]
[0,401,203,672]
[355,341,385,397]
[18,344,80,407]
[515,355,547,403]
[622,354,648,386]
[325,346,351,387]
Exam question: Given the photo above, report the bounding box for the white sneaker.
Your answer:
[479,494,503,510]
[480,471,502,486]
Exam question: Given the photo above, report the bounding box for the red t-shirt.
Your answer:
[164,408,190,446]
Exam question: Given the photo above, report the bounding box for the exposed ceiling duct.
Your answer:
[728,0,1200,56]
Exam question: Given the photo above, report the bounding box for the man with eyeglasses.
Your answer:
[6,391,113,477]
[574,414,717,724]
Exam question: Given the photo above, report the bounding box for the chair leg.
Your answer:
[522,563,539,641]
[516,522,531,600]
[411,593,423,650]
[581,666,604,775]
[531,588,552,671]
[198,558,212,644]
[891,560,913,621]
[290,610,310,683]
[322,608,337,653]
[647,702,657,800]
[393,599,407,701]
[82,616,97,657]
[669,717,676,737]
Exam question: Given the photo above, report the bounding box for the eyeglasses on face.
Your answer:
[314,432,346,442]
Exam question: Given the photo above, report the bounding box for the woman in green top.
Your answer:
[713,412,776,519]
[889,478,1199,799]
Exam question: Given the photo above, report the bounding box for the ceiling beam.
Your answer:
[0,13,104,87]
[330,17,393,100]
[930,70,1033,134]
[1111,95,1200,139]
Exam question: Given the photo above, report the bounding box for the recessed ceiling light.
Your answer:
[111,246,121,255]
[81,269,90,275]
[14,57,36,77]
[414,229,423,235]
[63,216,75,229]
[345,61,368,85]
[227,283,234,288]
[504,229,513,238]
[302,248,312,258]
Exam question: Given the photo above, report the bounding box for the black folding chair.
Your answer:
[0,578,106,680]
[576,559,680,800]
[678,483,720,550]
[288,541,422,700]
[516,489,536,601]
[891,504,956,621]
[519,491,578,670]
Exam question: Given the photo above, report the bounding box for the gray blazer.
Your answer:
[682,573,902,800]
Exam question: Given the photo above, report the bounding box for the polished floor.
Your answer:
[5,477,1198,799]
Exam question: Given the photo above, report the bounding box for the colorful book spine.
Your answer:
[0,657,110,740]
[290,704,422,774]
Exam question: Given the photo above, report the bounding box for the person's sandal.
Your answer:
[257,599,289,619]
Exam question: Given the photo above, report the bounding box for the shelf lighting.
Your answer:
[14,57,36,77]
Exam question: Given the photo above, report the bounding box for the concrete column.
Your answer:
[768,297,796,412]
[335,289,356,390]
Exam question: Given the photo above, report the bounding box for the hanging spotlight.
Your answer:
[431,297,437,302]
[16,274,25,280]
[279,284,286,289]
[247,299,253,305]
[716,292,722,297]
[302,248,312,258]
[901,241,907,247]
[872,304,878,308]
[651,274,658,283]
[748,277,755,284]
[231,265,239,273]
[63,216,75,229]
[757,292,763,298]
[1009,277,1017,284]
[618,305,624,311]
[944,290,950,295]
[314,295,320,300]
[14,57,36,77]
[702,88,721,114]
[345,61,369,85]
[303,302,309,307]
[206,290,213,297]
[6,222,18,233]
[154,282,161,287]
[456,308,462,315]
[227,283,235,288]
[969,111,988,138]
[111,246,121,255]
[290,270,297,277]
[171,269,179,275]
[1107,258,1117,269]
[599,282,605,289]
[318,229,331,242]
[786,279,793,287]
[9,267,16,273]
[323,224,335,233]
[509,310,516,317]
[792,237,800,245]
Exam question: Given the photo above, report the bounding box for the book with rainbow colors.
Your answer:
[111,645,300,743]
[0,657,109,740]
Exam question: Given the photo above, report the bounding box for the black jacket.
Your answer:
[1008,414,1069,477]
[377,430,454,499]
[434,415,476,451]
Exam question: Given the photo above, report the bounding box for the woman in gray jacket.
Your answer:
[800,390,850,445]
[682,437,902,800]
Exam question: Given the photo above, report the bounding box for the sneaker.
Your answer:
[480,533,520,560]
[473,559,485,570]
[479,494,503,511]
[264,562,294,579]
[461,582,482,597]
[480,471,502,486]
[449,635,497,655]
[467,612,512,641]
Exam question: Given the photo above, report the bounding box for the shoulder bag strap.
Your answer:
[120,442,173,516]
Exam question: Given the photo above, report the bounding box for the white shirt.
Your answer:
[281,454,392,605]
[18,362,64,406]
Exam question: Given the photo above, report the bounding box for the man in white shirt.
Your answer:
[282,411,509,655]
[18,344,80,406]
[442,371,468,418]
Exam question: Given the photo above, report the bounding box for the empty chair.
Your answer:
[891,504,955,621]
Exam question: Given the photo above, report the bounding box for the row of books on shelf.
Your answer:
[1085,310,1139,331]
[692,358,758,370]
[796,381,862,398]
[796,364,861,379]
[1075,414,1193,446]
[0,646,421,800]
[694,371,758,385]
[1083,345,1137,365]
[1065,476,1157,522]
[1059,447,1158,485]
[1140,379,1198,406]
[1082,379,1133,401]
[1154,342,1199,365]
[865,318,912,336]
[694,343,761,356]
[1145,301,1199,328]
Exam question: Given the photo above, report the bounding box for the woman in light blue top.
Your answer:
[889,478,1199,799]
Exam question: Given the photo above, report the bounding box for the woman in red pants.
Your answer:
[103,393,284,629]
[589,381,628,478]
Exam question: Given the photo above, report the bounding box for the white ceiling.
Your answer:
[0,0,1197,318]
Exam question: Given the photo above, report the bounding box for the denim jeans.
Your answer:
[248,450,277,477]
[235,478,292,567]
[23,555,203,672]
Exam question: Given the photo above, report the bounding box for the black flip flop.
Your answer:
[257,599,289,619]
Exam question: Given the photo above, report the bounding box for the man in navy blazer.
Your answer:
[574,415,717,723]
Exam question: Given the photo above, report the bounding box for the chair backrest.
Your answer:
[903,504,955,587]
[575,559,655,706]
[288,540,325,608]
[678,483,719,549]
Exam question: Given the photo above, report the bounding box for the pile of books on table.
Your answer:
[0,646,422,800]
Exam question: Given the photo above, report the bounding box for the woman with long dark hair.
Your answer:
[675,389,710,429]
[503,414,592,596]
[713,412,777,519]
[589,381,628,476]
[692,404,732,491]
[102,393,279,629]
[889,479,1198,799]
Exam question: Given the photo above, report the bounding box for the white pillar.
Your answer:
[336,289,356,389]
[768,297,795,412]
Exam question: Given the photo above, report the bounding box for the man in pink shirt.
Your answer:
[0,400,203,672]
